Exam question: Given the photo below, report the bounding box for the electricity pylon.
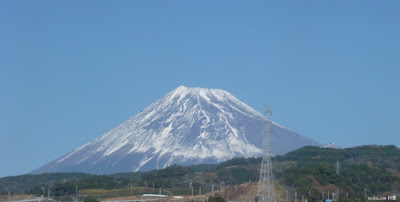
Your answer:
[257,106,276,202]
[335,160,340,174]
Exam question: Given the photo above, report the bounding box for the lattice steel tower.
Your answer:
[257,106,276,202]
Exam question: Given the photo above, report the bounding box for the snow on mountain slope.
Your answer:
[31,86,320,174]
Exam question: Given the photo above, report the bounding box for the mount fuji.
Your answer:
[31,86,320,174]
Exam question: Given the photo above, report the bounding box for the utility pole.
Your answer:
[191,187,194,197]
[301,195,304,202]
[286,190,288,202]
[294,192,297,202]
[159,187,161,195]
[199,186,201,195]
[336,188,339,200]
[364,187,367,200]
[212,184,215,192]
[7,191,10,202]
[41,187,45,197]
[257,106,276,202]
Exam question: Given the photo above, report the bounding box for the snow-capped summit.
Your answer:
[31,86,320,174]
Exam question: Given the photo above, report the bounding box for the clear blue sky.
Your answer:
[1,1,399,177]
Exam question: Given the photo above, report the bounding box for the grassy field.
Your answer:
[80,187,157,198]
[53,196,75,201]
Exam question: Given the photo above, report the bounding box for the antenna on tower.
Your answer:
[220,181,225,190]
[256,105,276,202]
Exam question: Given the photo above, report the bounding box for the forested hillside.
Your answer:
[1,145,399,201]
